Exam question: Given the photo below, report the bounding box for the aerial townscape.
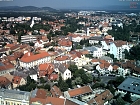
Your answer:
[0,3,140,105]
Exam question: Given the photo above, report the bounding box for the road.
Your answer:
[101,76,116,84]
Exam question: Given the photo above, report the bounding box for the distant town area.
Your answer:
[0,9,140,105]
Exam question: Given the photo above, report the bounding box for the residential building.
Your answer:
[50,85,63,98]
[100,56,113,63]
[87,89,113,105]
[0,61,15,76]
[118,67,130,77]
[58,40,72,52]
[84,46,103,58]
[0,88,30,105]
[21,35,37,43]
[12,76,26,89]
[58,63,71,80]
[89,36,103,45]
[54,56,70,64]
[38,63,55,78]
[70,50,90,68]
[109,40,128,60]
[19,52,51,68]
[64,86,93,99]
[0,76,11,89]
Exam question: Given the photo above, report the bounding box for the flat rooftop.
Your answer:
[117,76,140,95]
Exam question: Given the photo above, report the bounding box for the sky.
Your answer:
[0,0,130,9]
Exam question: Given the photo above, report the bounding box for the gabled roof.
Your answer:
[35,89,47,99]
[20,52,50,63]
[55,56,70,61]
[68,86,93,97]
[99,62,111,69]
[58,40,72,47]
[0,61,15,71]
[58,63,68,73]
[12,76,22,85]
[0,76,11,87]
[50,85,63,98]
[70,50,82,58]
[87,89,113,105]
[39,63,54,77]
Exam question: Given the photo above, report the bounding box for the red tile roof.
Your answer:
[5,44,15,48]
[0,76,11,87]
[20,52,50,63]
[46,97,65,105]
[49,74,58,80]
[12,76,22,85]
[87,89,113,105]
[39,63,54,77]
[30,97,65,105]
[50,85,63,98]
[58,40,72,47]
[55,56,69,61]
[35,89,47,99]
[70,50,82,58]
[68,86,93,97]
[0,61,15,71]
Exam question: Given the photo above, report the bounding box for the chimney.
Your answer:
[28,52,30,56]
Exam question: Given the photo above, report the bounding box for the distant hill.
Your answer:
[0,6,57,12]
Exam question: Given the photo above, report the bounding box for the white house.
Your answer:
[54,56,70,64]
[58,40,72,52]
[89,36,103,45]
[84,46,103,58]
[69,50,90,68]
[96,62,113,74]
[118,67,130,76]
[101,39,113,51]
[109,40,128,60]
[54,63,71,80]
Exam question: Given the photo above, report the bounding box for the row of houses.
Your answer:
[0,85,114,105]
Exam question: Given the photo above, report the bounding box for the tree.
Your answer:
[75,77,83,85]
[68,65,78,74]
[44,84,51,91]
[66,78,72,88]
[129,45,140,60]
[40,77,46,83]
[58,74,63,86]
[123,92,132,103]
[114,76,125,88]
[106,84,115,95]
[59,81,68,92]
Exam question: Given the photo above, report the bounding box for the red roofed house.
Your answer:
[38,63,58,80]
[30,88,65,105]
[12,76,26,88]
[87,89,114,105]
[64,86,93,100]
[54,56,70,64]
[96,60,113,74]
[50,85,63,98]
[70,50,89,69]
[58,40,72,51]
[0,61,15,76]
[19,52,51,68]
[0,76,11,89]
